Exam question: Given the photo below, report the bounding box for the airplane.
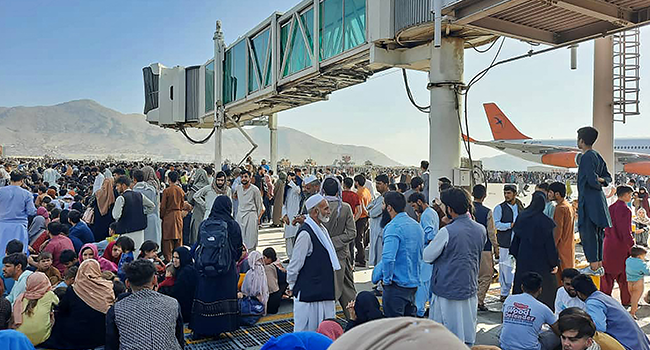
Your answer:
[467,103,650,176]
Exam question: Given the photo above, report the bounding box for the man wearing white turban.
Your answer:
[287,194,341,332]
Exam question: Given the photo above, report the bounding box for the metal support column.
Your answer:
[428,37,464,201]
[592,37,615,173]
[269,113,278,173]
[213,21,226,170]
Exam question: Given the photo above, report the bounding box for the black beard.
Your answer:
[380,208,392,228]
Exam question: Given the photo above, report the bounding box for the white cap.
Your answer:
[305,194,325,211]
[303,174,319,185]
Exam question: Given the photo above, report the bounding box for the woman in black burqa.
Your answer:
[510,191,559,310]
[190,196,244,337]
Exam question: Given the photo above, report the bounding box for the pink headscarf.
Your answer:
[79,243,117,273]
[37,207,49,220]
[241,251,269,312]
[317,320,344,341]
[13,272,52,326]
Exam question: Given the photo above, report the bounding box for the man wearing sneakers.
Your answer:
[576,126,612,276]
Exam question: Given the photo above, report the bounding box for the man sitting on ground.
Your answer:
[106,259,185,350]
[555,268,585,317]
[572,274,650,350]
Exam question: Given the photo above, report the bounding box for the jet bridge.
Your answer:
[143,0,650,199]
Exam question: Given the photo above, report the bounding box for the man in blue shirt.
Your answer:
[500,272,558,350]
[372,191,422,317]
[68,209,95,245]
[494,184,524,301]
[572,274,650,350]
[0,171,37,259]
[407,191,439,317]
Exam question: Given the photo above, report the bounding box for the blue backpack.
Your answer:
[195,219,232,276]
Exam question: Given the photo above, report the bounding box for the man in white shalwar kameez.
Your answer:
[287,194,341,332]
[367,175,390,267]
[0,172,37,258]
[423,188,486,347]
[43,165,61,189]
[234,171,264,251]
[281,173,302,258]
[91,167,105,195]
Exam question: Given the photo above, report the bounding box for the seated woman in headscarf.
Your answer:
[78,243,117,273]
[13,272,59,345]
[41,259,115,349]
[101,239,122,267]
[28,207,49,247]
[190,196,244,338]
[240,251,270,313]
[634,208,650,247]
[344,291,384,331]
[263,247,288,314]
[511,191,559,310]
[167,246,198,324]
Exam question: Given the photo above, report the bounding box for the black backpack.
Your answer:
[195,219,232,276]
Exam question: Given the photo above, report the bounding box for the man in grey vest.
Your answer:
[113,175,155,251]
[106,259,185,350]
[424,187,486,347]
[493,184,524,302]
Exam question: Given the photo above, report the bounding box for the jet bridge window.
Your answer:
[143,67,159,114]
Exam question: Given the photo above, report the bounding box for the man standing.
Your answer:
[372,191,422,317]
[536,182,556,218]
[114,176,155,253]
[572,274,650,350]
[367,175,389,267]
[403,177,424,221]
[408,192,439,318]
[472,184,499,312]
[0,171,36,257]
[420,160,430,203]
[233,170,264,251]
[321,178,357,319]
[577,126,612,275]
[272,172,286,227]
[282,172,302,259]
[424,188,486,346]
[160,171,185,260]
[91,167,105,195]
[106,259,184,350]
[43,164,61,189]
[494,184,524,301]
[601,185,635,306]
[549,182,576,285]
[353,175,372,267]
[287,194,340,332]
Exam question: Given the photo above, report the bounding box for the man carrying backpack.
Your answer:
[190,196,244,337]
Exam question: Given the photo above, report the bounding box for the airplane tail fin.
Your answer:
[483,103,531,140]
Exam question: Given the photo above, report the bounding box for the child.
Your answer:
[59,249,79,270]
[157,264,176,295]
[36,252,62,286]
[138,240,165,282]
[56,266,78,289]
[113,280,126,300]
[115,236,135,282]
[262,247,288,314]
[626,245,650,319]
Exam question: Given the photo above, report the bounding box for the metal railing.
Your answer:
[613,28,641,123]
[394,0,433,36]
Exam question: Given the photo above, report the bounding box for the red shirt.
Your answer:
[43,234,75,274]
[342,190,361,216]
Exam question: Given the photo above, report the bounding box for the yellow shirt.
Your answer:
[16,291,59,345]
[594,332,625,350]
[357,187,372,219]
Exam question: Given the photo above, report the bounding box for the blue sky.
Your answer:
[2,1,650,165]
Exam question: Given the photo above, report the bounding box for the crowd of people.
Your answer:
[0,127,648,350]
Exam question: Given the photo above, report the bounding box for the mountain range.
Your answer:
[0,99,400,166]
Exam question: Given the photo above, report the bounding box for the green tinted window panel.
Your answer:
[283,18,311,77]
[249,29,270,93]
[344,0,366,50]
[223,50,233,104]
[205,61,215,113]
[301,8,314,50]
[231,41,247,101]
[280,23,290,70]
[320,0,343,61]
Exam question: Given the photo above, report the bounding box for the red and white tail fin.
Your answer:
[483,103,531,140]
